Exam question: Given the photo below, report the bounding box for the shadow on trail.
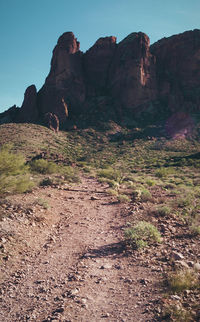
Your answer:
[82,241,128,259]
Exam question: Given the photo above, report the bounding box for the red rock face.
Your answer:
[108,32,157,110]
[83,36,117,95]
[151,29,200,112]
[2,29,200,129]
[19,85,38,122]
[38,32,86,124]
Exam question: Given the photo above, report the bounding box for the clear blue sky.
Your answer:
[0,0,200,113]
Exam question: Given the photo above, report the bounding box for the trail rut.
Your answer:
[0,177,160,321]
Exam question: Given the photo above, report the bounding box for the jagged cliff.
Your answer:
[1,29,200,130]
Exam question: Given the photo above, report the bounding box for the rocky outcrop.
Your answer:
[18,85,38,122]
[0,105,19,124]
[83,36,117,95]
[151,29,200,112]
[109,32,157,112]
[37,32,85,124]
[44,112,59,132]
[1,29,200,131]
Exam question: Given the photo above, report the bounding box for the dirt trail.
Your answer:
[0,177,160,321]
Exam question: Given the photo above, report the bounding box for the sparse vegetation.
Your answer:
[151,205,171,217]
[162,304,195,322]
[124,221,161,249]
[0,145,34,195]
[1,122,200,320]
[117,194,131,203]
[30,159,58,174]
[140,188,152,202]
[167,269,199,293]
[35,198,50,209]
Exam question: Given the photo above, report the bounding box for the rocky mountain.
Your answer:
[1,29,200,131]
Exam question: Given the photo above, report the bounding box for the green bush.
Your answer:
[117,194,131,203]
[39,177,54,186]
[60,166,80,183]
[0,145,26,176]
[124,221,161,249]
[0,145,34,195]
[107,189,118,196]
[146,178,156,187]
[35,198,50,209]
[155,167,173,178]
[97,168,122,182]
[152,205,171,217]
[190,224,200,236]
[140,188,152,202]
[30,159,58,174]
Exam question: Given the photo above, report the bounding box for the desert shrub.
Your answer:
[152,205,171,217]
[99,177,119,189]
[125,180,136,189]
[40,177,54,186]
[107,189,118,196]
[190,224,200,236]
[30,159,58,174]
[167,269,199,293]
[146,178,156,187]
[82,166,91,173]
[0,145,34,195]
[124,221,161,249]
[117,194,131,203]
[140,188,152,202]
[162,304,195,322]
[97,168,122,182]
[155,167,173,178]
[0,145,26,176]
[60,166,80,183]
[176,194,194,208]
[0,175,34,195]
[35,198,50,209]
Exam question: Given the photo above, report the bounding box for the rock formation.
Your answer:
[1,29,200,132]
[18,85,38,122]
[151,29,200,113]
[109,32,157,111]
[44,112,59,133]
[37,32,85,124]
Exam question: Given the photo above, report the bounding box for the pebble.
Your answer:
[70,288,79,296]
[171,251,184,260]
[170,295,181,300]
[194,263,200,271]
[100,263,112,269]
[91,196,99,200]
